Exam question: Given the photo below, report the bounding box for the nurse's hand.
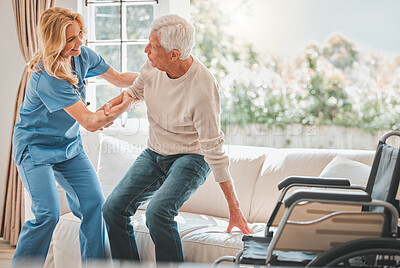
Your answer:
[97,91,126,116]
[98,92,139,116]
[97,101,113,116]
[66,91,136,132]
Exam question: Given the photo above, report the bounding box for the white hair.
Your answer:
[150,14,195,60]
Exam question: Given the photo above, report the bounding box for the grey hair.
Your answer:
[150,14,195,60]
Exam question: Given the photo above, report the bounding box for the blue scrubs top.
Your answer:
[13,46,110,165]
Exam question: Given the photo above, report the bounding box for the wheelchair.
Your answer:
[214,131,400,267]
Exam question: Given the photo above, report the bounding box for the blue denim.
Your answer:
[102,148,210,263]
[12,150,105,267]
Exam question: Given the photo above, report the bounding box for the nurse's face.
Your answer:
[61,20,83,58]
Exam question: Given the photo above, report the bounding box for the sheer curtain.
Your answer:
[0,0,55,246]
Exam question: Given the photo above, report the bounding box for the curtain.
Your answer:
[0,0,56,246]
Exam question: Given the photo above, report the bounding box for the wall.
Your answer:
[0,1,26,221]
[0,0,78,221]
[59,0,79,12]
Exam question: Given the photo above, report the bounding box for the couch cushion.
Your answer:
[51,213,82,268]
[97,134,272,219]
[52,210,266,266]
[180,145,272,219]
[248,148,375,223]
[134,210,265,263]
[24,184,70,220]
[319,156,371,187]
[97,133,143,198]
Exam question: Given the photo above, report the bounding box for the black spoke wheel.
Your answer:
[307,238,400,267]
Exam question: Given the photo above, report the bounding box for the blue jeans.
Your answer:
[12,150,105,267]
[102,148,210,263]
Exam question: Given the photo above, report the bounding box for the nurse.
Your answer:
[11,7,137,267]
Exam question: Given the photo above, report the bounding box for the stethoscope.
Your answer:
[71,56,90,107]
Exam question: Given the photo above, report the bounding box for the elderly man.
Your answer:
[102,14,253,263]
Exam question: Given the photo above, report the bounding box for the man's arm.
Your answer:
[219,180,254,234]
[192,76,253,234]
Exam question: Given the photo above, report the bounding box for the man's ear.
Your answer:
[170,49,180,61]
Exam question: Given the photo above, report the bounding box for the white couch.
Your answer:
[24,131,377,267]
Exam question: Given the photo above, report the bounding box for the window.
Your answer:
[83,0,158,125]
[191,0,400,150]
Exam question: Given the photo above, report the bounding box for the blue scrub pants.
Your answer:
[12,150,105,267]
[102,148,210,263]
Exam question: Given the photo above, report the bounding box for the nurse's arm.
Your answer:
[99,66,139,88]
[98,92,140,116]
[64,91,134,132]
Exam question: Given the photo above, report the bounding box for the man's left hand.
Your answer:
[226,207,254,234]
[218,179,254,234]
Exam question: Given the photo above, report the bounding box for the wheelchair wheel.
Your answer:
[307,238,400,267]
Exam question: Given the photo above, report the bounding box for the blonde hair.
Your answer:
[30,7,87,86]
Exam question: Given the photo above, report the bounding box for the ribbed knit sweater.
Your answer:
[126,56,231,182]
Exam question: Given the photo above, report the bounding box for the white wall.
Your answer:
[60,0,79,12]
[155,0,190,20]
[0,0,78,220]
[0,1,26,220]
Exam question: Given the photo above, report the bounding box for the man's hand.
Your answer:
[227,207,254,234]
[97,92,140,116]
[97,98,118,116]
[219,180,254,234]
[96,92,139,130]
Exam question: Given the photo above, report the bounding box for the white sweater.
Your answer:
[127,57,231,182]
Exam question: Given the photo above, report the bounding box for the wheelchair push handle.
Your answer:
[380,131,400,143]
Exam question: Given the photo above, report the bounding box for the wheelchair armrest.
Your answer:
[284,189,371,208]
[278,176,351,190]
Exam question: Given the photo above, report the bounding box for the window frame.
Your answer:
[82,0,158,127]
[81,0,190,129]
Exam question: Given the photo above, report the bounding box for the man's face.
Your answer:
[144,31,171,72]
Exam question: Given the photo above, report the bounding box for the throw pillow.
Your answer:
[319,156,371,187]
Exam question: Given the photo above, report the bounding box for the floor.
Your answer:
[0,238,15,268]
